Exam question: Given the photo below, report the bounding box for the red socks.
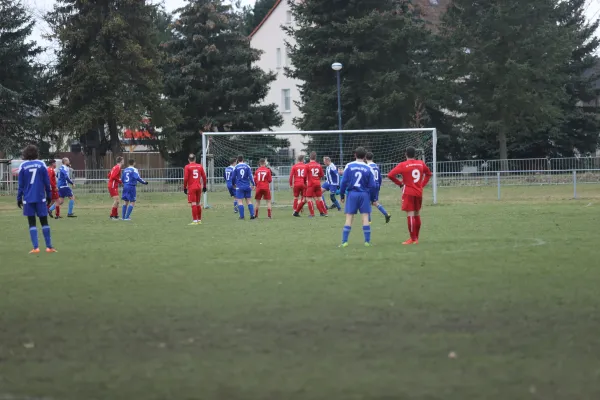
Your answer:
[415,216,421,239]
[55,206,60,217]
[316,200,327,215]
[191,205,202,221]
[255,209,259,218]
[293,199,298,211]
[296,200,306,213]
[307,201,315,216]
[267,208,272,218]
[406,216,422,240]
[111,207,118,217]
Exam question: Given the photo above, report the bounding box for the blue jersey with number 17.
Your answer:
[224,166,234,187]
[339,161,376,194]
[232,162,255,190]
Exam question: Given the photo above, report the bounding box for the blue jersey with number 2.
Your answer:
[340,161,376,194]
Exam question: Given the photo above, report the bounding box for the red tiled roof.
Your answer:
[249,0,283,38]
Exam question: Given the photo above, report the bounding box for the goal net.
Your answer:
[201,128,437,208]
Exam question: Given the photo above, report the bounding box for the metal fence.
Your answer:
[2,157,600,199]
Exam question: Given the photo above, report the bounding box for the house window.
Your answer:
[286,10,292,24]
[282,89,291,112]
[430,0,438,4]
[285,48,291,66]
[276,48,282,69]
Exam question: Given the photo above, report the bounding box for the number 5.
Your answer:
[193,170,199,179]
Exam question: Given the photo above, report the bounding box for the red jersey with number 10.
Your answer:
[289,162,307,187]
[254,166,272,190]
[387,160,432,197]
[184,162,207,190]
[305,161,324,187]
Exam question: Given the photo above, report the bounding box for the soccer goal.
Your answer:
[201,128,437,208]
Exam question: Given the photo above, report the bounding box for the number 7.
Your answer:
[30,168,37,184]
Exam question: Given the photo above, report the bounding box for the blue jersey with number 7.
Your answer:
[17,160,51,203]
[339,161,376,194]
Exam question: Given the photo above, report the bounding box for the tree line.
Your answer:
[0,0,598,166]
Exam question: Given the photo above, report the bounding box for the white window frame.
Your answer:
[286,10,292,24]
[276,48,282,69]
[281,89,291,113]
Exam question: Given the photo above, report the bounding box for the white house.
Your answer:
[249,0,304,153]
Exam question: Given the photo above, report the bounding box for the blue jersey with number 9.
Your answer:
[339,161,376,194]
[232,162,255,190]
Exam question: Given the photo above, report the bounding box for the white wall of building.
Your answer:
[250,0,304,153]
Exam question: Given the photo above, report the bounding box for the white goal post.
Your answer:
[201,128,438,208]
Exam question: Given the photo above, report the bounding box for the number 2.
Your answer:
[29,168,37,184]
[412,169,421,183]
[193,170,199,179]
[353,172,362,187]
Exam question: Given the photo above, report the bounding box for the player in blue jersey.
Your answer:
[121,159,148,221]
[231,155,256,220]
[339,147,377,247]
[16,145,56,253]
[224,158,238,213]
[322,156,341,211]
[56,157,77,217]
[366,152,391,224]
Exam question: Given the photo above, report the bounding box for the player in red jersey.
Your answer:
[107,156,124,219]
[47,159,59,218]
[304,151,327,217]
[289,154,307,216]
[253,158,273,218]
[183,154,207,225]
[387,146,432,244]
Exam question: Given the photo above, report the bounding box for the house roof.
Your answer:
[249,0,283,38]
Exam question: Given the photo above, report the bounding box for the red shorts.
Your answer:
[305,185,322,198]
[187,188,202,203]
[108,187,119,197]
[51,190,59,200]
[255,188,271,200]
[401,194,423,212]
[292,186,305,198]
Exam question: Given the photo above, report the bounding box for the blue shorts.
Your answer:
[370,187,380,203]
[122,186,137,202]
[236,187,252,199]
[227,185,235,197]
[322,182,338,192]
[23,201,48,218]
[345,192,371,215]
[58,187,73,198]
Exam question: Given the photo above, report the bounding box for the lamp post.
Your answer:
[332,62,343,165]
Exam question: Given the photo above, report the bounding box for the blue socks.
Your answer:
[330,194,340,209]
[49,204,56,212]
[29,227,39,249]
[363,225,371,243]
[122,205,127,219]
[377,204,388,216]
[126,205,134,219]
[233,200,238,209]
[42,225,52,248]
[248,204,255,218]
[368,213,372,222]
[68,199,74,215]
[342,225,351,243]
[238,204,245,218]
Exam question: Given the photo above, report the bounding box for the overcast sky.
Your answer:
[22,0,600,64]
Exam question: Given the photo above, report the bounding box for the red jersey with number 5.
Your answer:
[387,160,432,197]
[254,166,272,190]
[305,161,324,187]
[289,162,307,187]
[184,162,207,190]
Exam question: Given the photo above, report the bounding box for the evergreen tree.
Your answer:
[0,0,44,157]
[242,0,277,35]
[285,0,438,165]
[163,0,283,166]
[441,0,574,161]
[46,0,169,158]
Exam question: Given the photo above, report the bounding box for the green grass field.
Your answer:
[1,185,600,400]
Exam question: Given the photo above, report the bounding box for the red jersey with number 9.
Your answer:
[184,162,207,190]
[387,160,432,197]
[305,161,324,187]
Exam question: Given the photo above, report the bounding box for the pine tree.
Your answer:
[46,0,168,158]
[441,0,574,161]
[285,0,437,165]
[0,0,44,157]
[163,0,283,166]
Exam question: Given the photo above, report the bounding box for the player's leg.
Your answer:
[266,199,272,218]
[111,192,120,219]
[125,201,136,220]
[329,187,341,210]
[236,188,245,219]
[194,200,202,223]
[122,201,128,220]
[265,190,272,218]
[37,203,55,252]
[360,194,372,246]
[341,213,354,247]
[255,199,261,218]
[188,190,196,223]
[402,194,418,244]
[229,186,238,213]
[24,204,39,253]
[413,197,423,241]
[246,191,255,220]
[67,188,76,217]
[321,183,329,207]
[315,187,327,216]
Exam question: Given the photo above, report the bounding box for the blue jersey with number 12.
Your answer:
[339,161,376,194]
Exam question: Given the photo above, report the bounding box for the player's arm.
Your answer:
[134,171,148,185]
[267,169,272,183]
[17,167,25,206]
[249,167,256,187]
[339,171,350,201]
[368,171,377,202]
[289,166,294,187]
[65,169,74,186]
[200,166,207,192]
[422,164,432,187]
[253,170,258,187]
[387,164,404,187]
[231,168,237,188]
[42,167,51,201]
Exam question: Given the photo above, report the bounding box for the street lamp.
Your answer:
[332,62,343,165]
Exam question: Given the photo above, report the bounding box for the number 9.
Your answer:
[412,169,421,183]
